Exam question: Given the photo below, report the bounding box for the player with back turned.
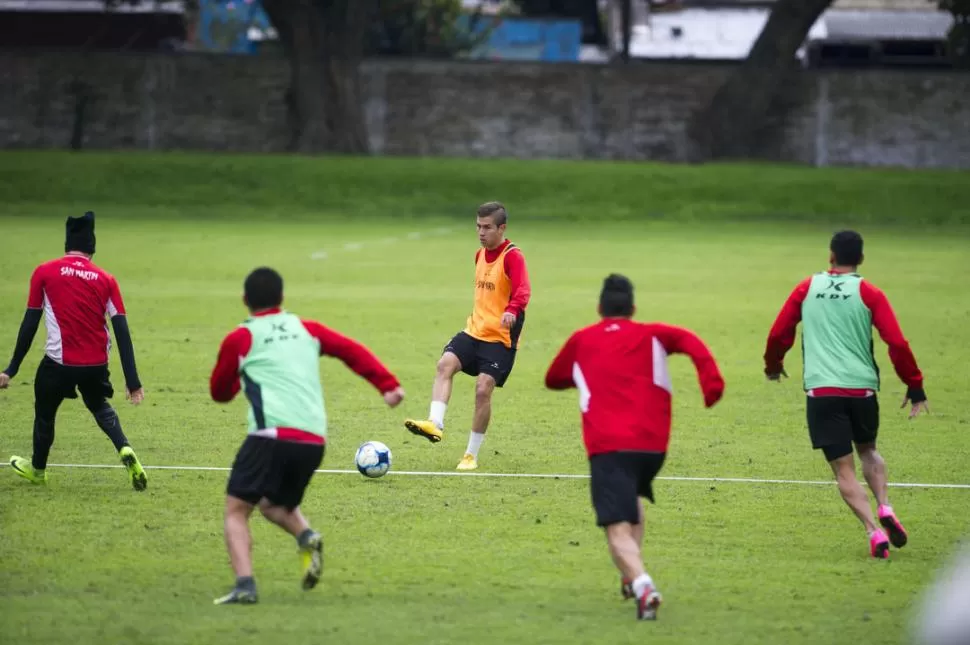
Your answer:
[545,274,725,621]
[763,230,929,559]
[1,211,148,491]
[209,267,405,605]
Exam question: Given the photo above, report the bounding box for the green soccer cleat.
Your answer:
[119,446,147,491]
[9,456,47,485]
[213,588,258,605]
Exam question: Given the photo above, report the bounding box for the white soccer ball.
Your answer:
[355,441,392,479]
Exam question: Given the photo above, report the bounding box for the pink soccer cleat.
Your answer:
[636,585,663,620]
[878,505,908,548]
[870,529,890,559]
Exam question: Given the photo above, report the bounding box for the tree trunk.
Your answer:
[688,0,831,161]
[620,0,632,62]
[261,0,374,154]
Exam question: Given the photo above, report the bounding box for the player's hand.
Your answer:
[126,387,145,405]
[901,395,930,419]
[0,372,10,389]
[383,386,405,408]
[501,312,517,329]
[766,369,788,382]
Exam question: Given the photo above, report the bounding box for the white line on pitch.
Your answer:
[310,227,453,260]
[4,463,969,489]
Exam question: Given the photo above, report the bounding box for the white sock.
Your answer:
[429,401,447,429]
[632,573,654,599]
[465,431,485,458]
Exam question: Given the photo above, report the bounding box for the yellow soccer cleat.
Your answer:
[119,446,148,491]
[404,419,443,443]
[456,453,478,471]
[9,456,47,485]
[300,532,324,591]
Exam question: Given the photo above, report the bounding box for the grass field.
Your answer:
[1,151,969,645]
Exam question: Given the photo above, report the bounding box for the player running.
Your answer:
[404,201,531,471]
[545,274,725,621]
[763,230,928,559]
[209,267,404,605]
[1,211,148,490]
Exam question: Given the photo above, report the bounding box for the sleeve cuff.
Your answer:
[907,386,927,403]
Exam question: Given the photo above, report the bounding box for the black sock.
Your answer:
[93,406,130,452]
[32,415,56,471]
[297,529,316,548]
[236,576,256,591]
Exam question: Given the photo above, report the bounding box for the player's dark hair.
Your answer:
[244,267,283,310]
[599,273,634,318]
[830,230,863,266]
[477,201,507,227]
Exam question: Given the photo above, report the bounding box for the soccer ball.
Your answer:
[355,441,392,479]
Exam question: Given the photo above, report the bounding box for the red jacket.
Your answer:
[545,319,725,456]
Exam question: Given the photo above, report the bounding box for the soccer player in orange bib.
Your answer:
[405,202,532,470]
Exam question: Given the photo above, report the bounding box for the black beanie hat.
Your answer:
[65,211,96,255]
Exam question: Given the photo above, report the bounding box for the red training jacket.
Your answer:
[545,318,725,457]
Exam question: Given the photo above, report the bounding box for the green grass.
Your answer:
[1,151,969,645]
[2,150,970,225]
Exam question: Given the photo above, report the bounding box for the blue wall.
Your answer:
[195,1,581,62]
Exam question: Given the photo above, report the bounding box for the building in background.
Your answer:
[601,0,953,67]
[0,0,186,50]
[0,0,953,67]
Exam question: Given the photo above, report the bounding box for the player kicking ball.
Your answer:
[404,201,531,470]
[545,274,725,620]
[209,267,404,604]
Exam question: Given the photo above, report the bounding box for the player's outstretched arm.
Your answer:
[301,320,402,403]
[110,314,143,402]
[0,308,42,388]
[652,324,725,408]
[860,281,929,417]
[3,267,47,388]
[763,279,811,380]
[545,333,578,390]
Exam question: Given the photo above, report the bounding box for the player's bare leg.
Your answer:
[405,352,461,443]
[457,374,495,470]
[259,500,323,590]
[215,496,259,604]
[858,442,908,548]
[606,518,661,620]
[829,453,889,558]
[622,500,646,600]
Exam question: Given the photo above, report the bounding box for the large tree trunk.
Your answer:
[261,0,374,154]
[688,0,831,161]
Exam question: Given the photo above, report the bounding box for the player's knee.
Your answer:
[855,442,879,460]
[85,398,110,415]
[474,379,495,404]
[436,354,460,377]
[605,521,634,544]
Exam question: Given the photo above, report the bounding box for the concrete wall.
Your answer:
[1,51,968,168]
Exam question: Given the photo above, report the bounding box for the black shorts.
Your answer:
[806,395,880,461]
[34,355,114,410]
[444,331,517,388]
[589,451,667,527]
[226,435,325,510]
